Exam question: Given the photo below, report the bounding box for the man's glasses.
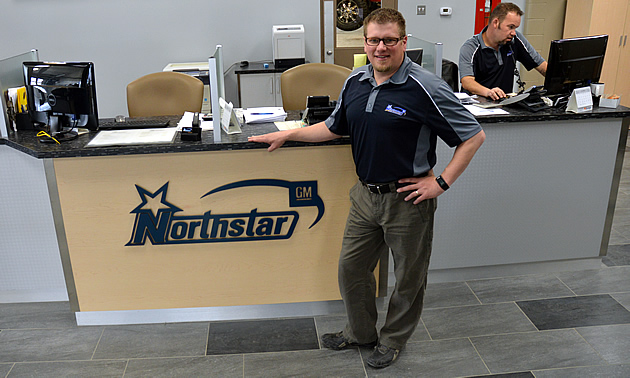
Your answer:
[364,37,403,46]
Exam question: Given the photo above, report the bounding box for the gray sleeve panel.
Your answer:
[459,37,479,79]
[515,30,545,68]
[410,66,483,147]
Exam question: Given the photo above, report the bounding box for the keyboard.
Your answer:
[98,118,171,130]
[474,93,530,109]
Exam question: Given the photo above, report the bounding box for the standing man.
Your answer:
[249,8,485,368]
[459,2,547,100]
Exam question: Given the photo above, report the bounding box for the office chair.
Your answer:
[280,63,351,111]
[126,72,204,117]
[441,59,459,92]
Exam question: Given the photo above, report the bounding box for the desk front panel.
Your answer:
[52,145,357,312]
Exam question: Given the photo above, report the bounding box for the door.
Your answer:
[321,0,398,69]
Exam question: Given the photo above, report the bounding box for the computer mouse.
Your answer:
[115,115,126,123]
[239,60,249,67]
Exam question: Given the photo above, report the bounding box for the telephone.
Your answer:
[302,95,337,124]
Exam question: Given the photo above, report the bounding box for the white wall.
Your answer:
[399,0,527,63]
[0,0,321,117]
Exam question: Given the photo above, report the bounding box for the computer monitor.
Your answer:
[543,34,608,95]
[23,61,99,139]
[208,45,241,143]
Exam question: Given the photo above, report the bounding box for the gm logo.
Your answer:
[126,179,325,246]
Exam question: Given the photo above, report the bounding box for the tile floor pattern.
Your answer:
[2,151,630,377]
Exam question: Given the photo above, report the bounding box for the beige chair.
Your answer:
[280,63,352,111]
[126,72,204,117]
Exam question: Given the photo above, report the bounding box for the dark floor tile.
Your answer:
[0,302,75,329]
[517,295,630,330]
[533,364,630,377]
[603,244,630,266]
[366,339,489,377]
[471,329,605,373]
[556,266,630,295]
[577,324,630,364]
[8,360,127,377]
[422,302,536,339]
[93,322,208,359]
[466,274,575,304]
[125,355,243,378]
[245,349,365,378]
[423,281,481,309]
[0,328,103,363]
[207,318,318,355]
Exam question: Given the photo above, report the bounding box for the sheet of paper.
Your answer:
[275,120,305,130]
[463,104,510,116]
[86,128,178,147]
[243,107,287,123]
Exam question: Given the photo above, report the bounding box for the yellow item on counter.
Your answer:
[16,86,27,113]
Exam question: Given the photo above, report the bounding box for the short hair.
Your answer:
[363,8,406,37]
[489,2,523,24]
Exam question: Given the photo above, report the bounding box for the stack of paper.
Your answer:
[243,107,287,124]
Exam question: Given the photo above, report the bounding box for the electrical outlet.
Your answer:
[417,5,426,15]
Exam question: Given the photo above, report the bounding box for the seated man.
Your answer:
[459,2,547,100]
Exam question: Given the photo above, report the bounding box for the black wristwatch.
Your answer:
[436,175,450,191]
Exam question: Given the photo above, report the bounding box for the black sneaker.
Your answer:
[366,343,400,368]
[321,331,378,350]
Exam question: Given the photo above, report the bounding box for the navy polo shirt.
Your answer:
[325,57,482,183]
[459,27,545,93]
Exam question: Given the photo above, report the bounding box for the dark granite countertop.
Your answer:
[2,106,629,159]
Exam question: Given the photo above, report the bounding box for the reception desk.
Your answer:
[2,105,629,325]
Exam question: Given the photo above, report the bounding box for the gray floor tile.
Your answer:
[612,292,630,310]
[244,348,365,378]
[468,373,534,378]
[125,355,243,378]
[207,318,318,355]
[0,364,13,377]
[532,364,630,377]
[470,329,605,374]
[555,266,630,295]
[466,274,575,304]
[422,302,537,339]
[7,360,127,377]
[0,328,103,363]
[423,281,481,309]
[0,302,75,329]
[92,323,208,359]
[366,339,489,377]
[517,294,630,330]
[577,324,630,364]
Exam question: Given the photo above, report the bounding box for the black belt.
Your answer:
[360,173,428,194]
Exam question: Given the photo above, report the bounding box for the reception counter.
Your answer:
[2,105,629,325]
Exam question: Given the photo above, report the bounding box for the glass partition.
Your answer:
[0,49,39,138]
[407,35,442,77]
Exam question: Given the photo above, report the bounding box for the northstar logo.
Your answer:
[126,180,325,246]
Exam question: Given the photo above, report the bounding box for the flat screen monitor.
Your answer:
[209,45,224,143]
[23,61,99,136]
[543,34,608,95]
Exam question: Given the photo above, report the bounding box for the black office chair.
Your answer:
[441,59,459,92]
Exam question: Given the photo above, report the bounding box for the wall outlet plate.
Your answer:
[417,5,426,15]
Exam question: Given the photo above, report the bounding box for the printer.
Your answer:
[163,62,210,113]
[272,25,306,69]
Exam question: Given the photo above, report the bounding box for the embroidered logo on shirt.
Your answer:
[385,104,406,116]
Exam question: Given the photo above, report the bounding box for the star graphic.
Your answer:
[130,182,182,215]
